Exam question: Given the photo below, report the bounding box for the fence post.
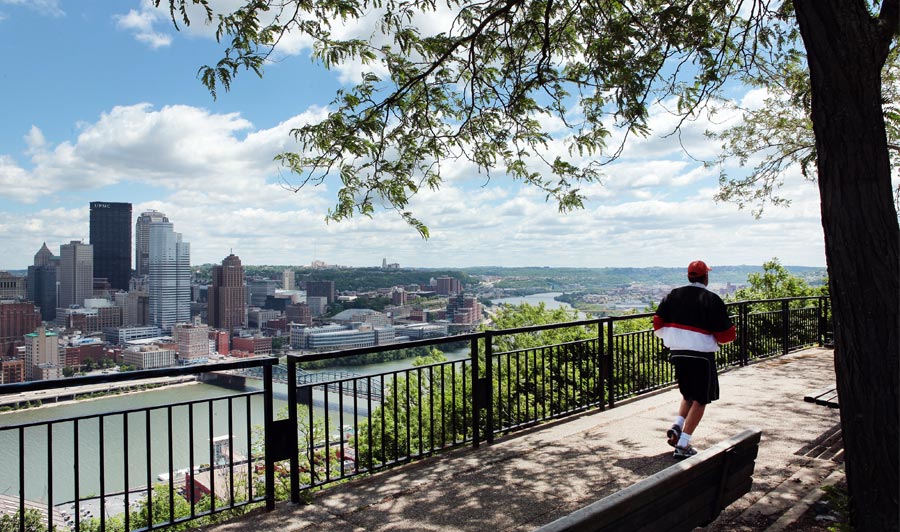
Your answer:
[287,357,300,503]
[781,299,790,356]
[740,303,749,366]
[471,335,481,448]
[263,363,276,510]
[606,320,615,409]
[597,321,606,411]
[484,331,495,444]
[817,296,825,346]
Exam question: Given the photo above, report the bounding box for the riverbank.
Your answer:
[0,376,199,414]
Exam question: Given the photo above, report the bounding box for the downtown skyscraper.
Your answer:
[90,201,132,290]
[58,240,93,309]
[135,209,169,278]
[148,221,190,332]
[208,254,246,333]
[27,243,58,322]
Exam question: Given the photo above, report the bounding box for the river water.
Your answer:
[0,294,562,509]
[0,347,472,508]
[490,292,572,309]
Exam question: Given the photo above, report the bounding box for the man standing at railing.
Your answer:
[653,260,736,459]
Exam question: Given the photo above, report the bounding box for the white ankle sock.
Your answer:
[677,432,692,448]
[674,416,685,428]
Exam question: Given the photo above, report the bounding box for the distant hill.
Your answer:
[461,265,828,291]
[191,263,826,293]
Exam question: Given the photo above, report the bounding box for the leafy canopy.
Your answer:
[708,48,900,217]
[160,0,795,236]
[729,256,826,301]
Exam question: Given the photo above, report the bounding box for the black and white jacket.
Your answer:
[653,282,736,353]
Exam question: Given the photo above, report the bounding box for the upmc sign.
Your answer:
[92,203,111,208]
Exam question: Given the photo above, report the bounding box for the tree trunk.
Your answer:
[794,1,900,530]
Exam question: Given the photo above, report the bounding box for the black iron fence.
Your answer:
[0,296,829,531]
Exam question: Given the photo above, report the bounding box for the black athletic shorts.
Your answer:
[670,350,719,405]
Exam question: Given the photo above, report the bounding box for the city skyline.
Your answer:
[1,2,828,271]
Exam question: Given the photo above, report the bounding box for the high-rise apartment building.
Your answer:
[148,222,191,332]
[27,243,58,322]
[436,276,462,296]
[282,269,295,290]
[306,280,335,304]
[446,294,482,326]
[134,209,169,278]
[58,241,93,309]
[90,202,132,290]
[25,326,60,381]
[208,254,246,333]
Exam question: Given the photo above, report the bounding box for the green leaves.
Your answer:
[166,0,812,233]
[709,41,900,217]
[729,257,827,304]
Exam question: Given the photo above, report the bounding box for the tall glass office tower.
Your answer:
[90,201,132,290]
[148,222,191,332]
[135,209,169,278]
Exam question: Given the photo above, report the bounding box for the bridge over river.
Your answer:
[207,364,384,401]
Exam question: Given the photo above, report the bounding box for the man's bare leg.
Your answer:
[683,402,705,435]
[675,401,706,451]
[678,398,692,419]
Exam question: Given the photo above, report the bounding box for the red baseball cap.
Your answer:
[688,260,711,277]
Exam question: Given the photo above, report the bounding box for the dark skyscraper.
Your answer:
[27,243,58,322]
[209,254,246,333]
[90,202,132,290]
[306,280,335,304]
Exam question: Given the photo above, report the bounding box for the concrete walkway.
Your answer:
[203,347,841,532]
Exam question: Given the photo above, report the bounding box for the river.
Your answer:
[489,291,572,309]
[0,347,472,509]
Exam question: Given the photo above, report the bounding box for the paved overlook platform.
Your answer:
[203,347,842,532]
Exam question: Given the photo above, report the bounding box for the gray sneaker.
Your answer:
[673,445,698,459]
[666,424,682,447]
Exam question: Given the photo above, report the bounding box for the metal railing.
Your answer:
[0,296,829,531]
[0,358,278,532]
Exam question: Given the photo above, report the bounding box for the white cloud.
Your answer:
[2,103,335,198]
[740,87,770,111]
[114,6,172,48]
[0,155,42,202]
[0,0,63,17]
[0,88,827,270]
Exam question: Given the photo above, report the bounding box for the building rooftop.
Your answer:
[331,308,380,321]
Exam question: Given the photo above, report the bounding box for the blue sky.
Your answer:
[0,0,828,271]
